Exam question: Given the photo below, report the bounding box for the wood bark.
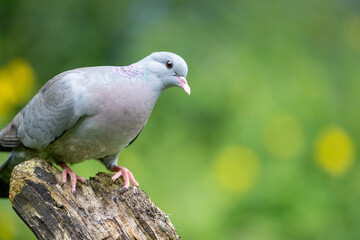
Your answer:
[9,159,179,240]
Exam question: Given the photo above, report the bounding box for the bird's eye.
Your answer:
[165,60,173,69]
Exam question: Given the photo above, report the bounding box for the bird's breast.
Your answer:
[44,76,161,163]
[77,80,158,154]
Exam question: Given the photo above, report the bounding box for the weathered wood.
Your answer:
[9,159,179,240]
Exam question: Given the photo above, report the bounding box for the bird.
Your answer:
[0,52,190,198]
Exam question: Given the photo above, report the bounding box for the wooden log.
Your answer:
[9,159,179,240]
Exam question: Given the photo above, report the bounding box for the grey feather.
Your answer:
[15,70,85,149]
[127,128,143,148]
[0,118,22,150]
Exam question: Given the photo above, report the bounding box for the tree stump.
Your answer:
[9,159,179,240]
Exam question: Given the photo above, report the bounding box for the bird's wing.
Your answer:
[126,128,143,148]
[0,69,89,150]
[0,122,21,151]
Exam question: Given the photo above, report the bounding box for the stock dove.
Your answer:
[0,52,190,197]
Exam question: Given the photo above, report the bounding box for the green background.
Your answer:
[1,0,360,239]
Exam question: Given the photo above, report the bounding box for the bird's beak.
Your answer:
[177,76,191,95]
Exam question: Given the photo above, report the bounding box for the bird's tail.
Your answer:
[0,152,18,198]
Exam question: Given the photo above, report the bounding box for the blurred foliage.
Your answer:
[1,0,360,239]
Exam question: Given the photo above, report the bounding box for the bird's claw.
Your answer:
[59,162,86,194]
[111,166,139,189]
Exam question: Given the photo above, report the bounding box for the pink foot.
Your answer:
[111,166,139,189]
[59,162,87,193]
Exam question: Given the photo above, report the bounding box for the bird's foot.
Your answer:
[111,166,139,190]
[59,162,87,194]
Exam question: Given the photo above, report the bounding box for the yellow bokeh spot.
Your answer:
[263,113,304,160]
[344,16,360,52]
[0,76,17,116]
[213,146,260,193]
[315,126,355,176]
[0,58,35,117]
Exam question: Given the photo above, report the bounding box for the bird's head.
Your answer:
[142,52,190,95]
